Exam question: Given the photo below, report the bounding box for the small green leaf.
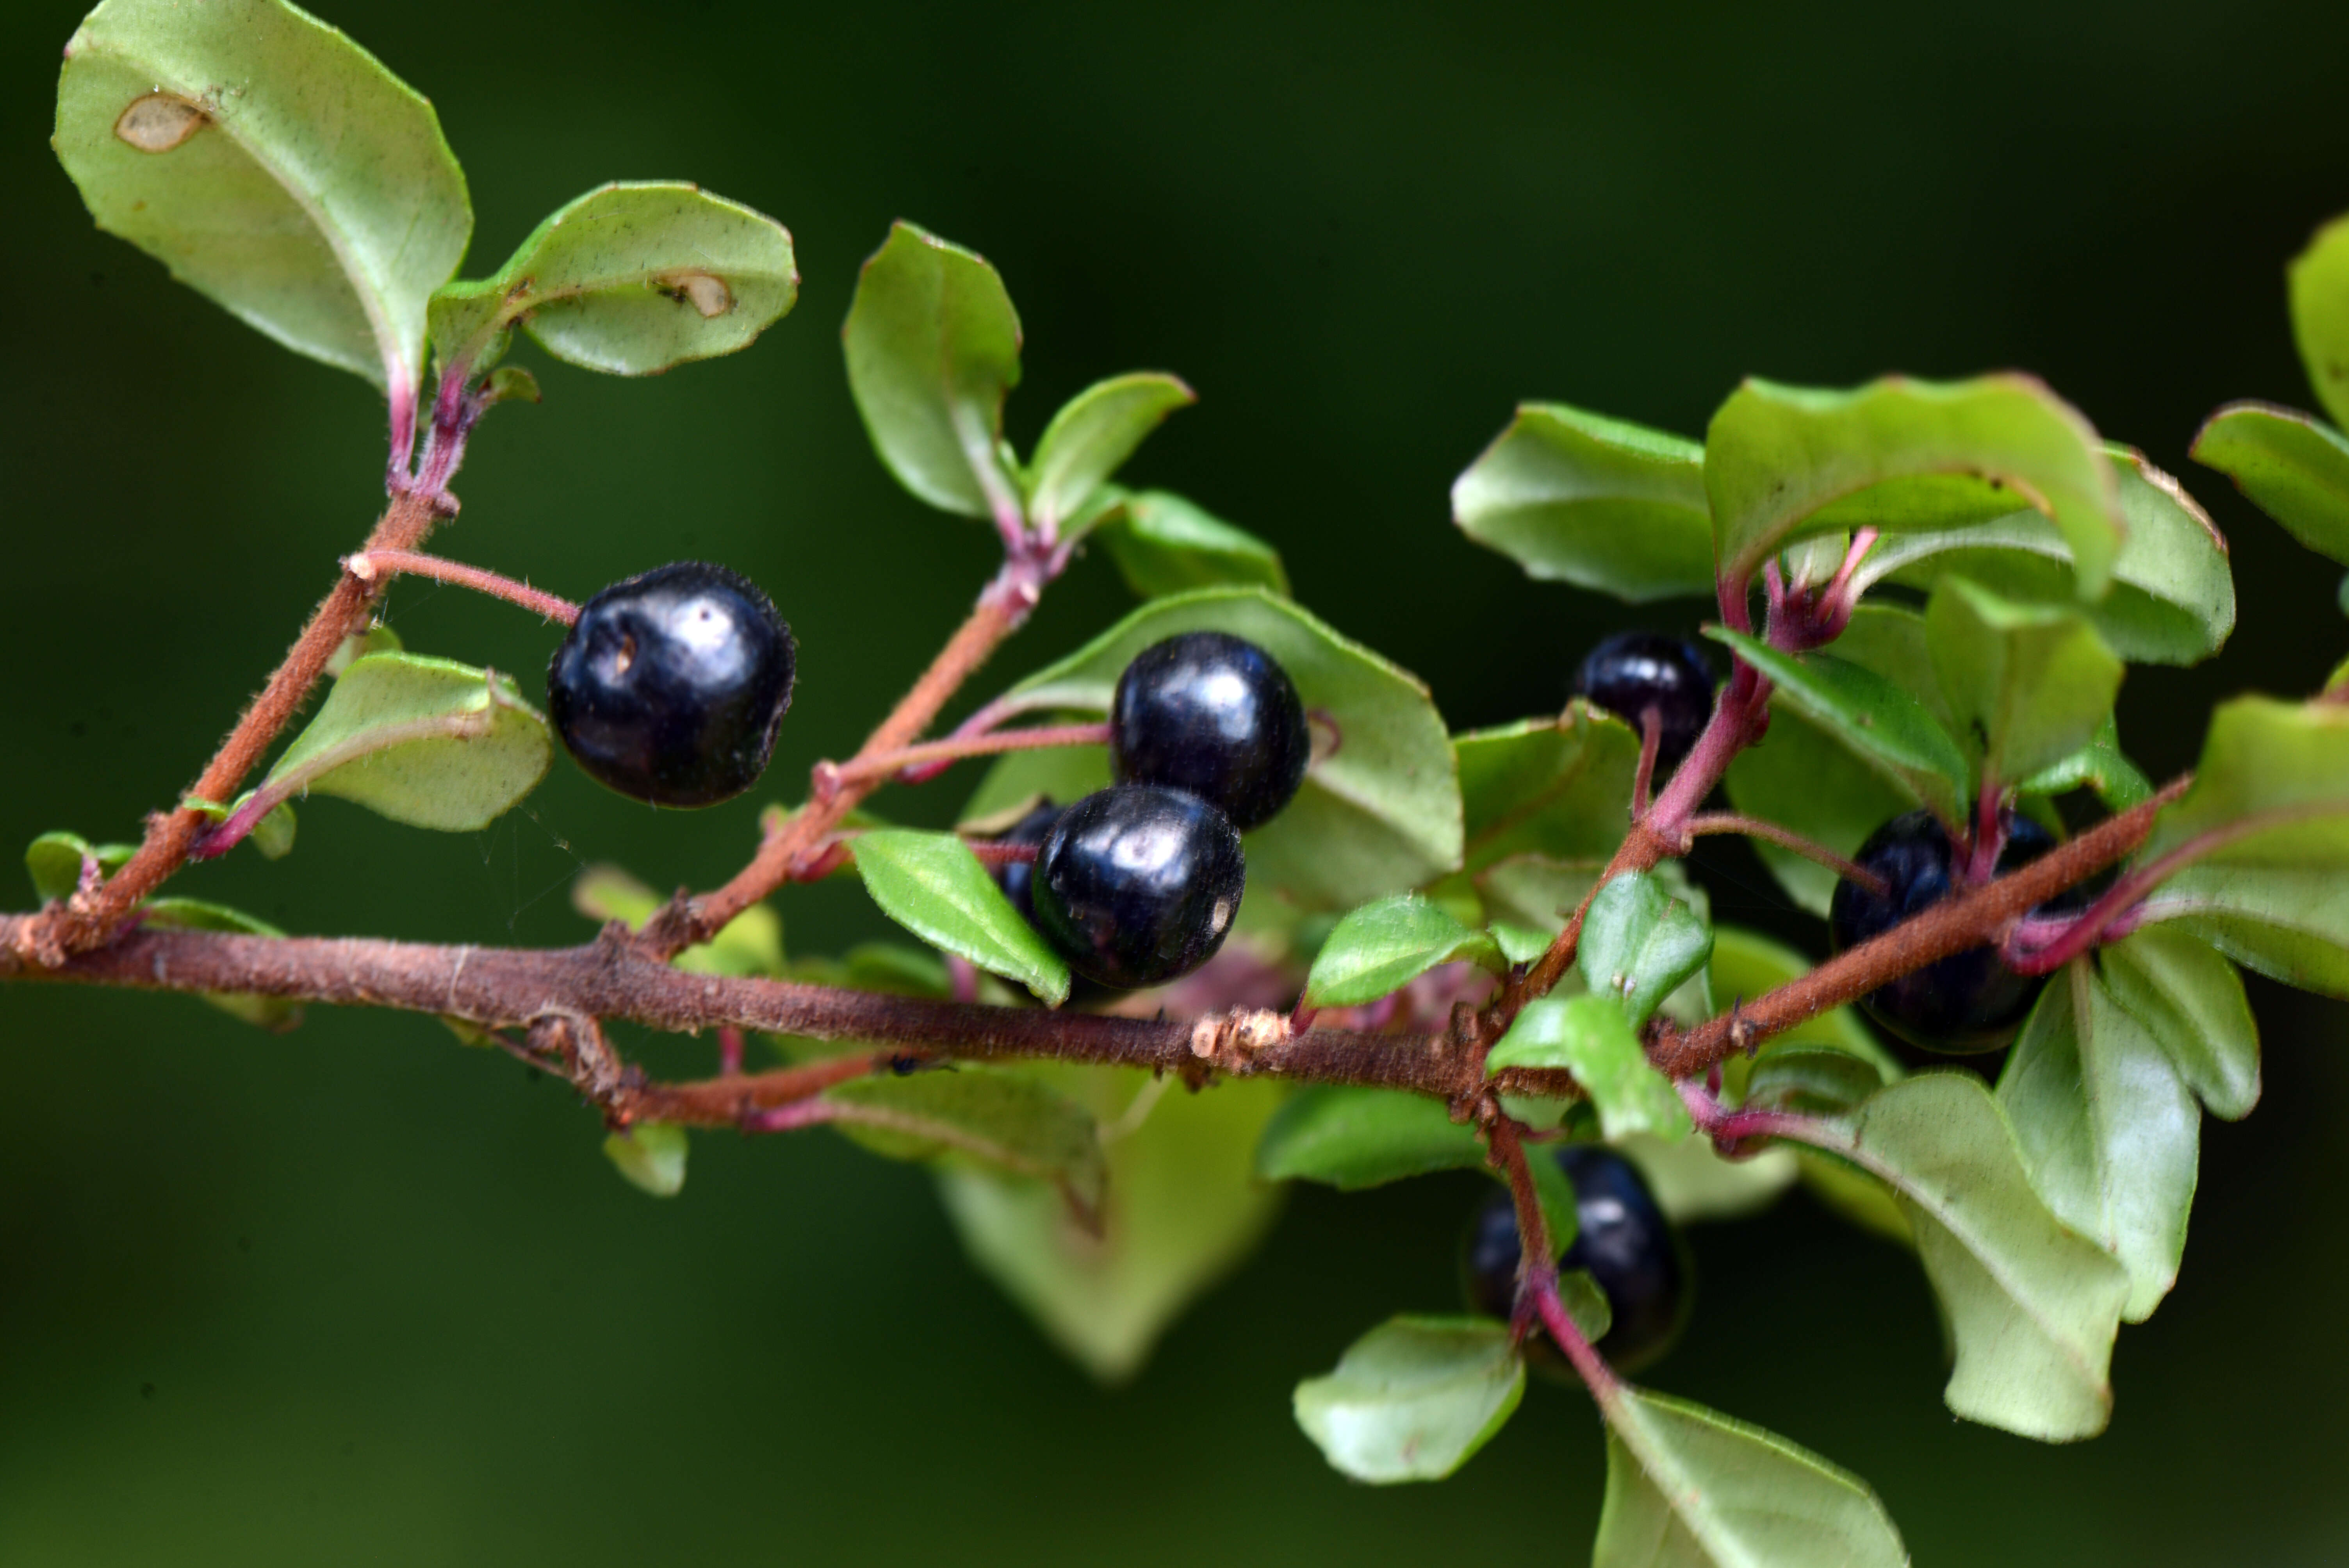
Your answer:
[54,0,470,419]
[1455,701,1643,875]
[2000,962,2199,1321]
[571,864,783,979]
[850,830,1069,1005]
[939,1068,1284,1382]
[2014,715,2154,810]
[1293,1315,1525,1484]
[258,652,550,832]
[1593,1389,1908,1568]
[2191,402,2349,568]
[1486,995,1691,1143]
[1711,627,1970,824]
[1092,489,1290,597]
[323,623,403,678]
[1024,374,1194,538]
[1704,374,2124,596]
[139,896,301,1032]
[2098,925,2260,1121]
[1789,1073,2131,1440]
[827,1067,1105,1215]
[843,221,1023,522]
[26,832,135,905]
[428,182,797,378]
[2132,697,2349,997]
[959,588,1461,910]
[1253,1085,1485,1189]
[1473,855,1606,935]
[1854,446,2236,666]
[184,794,296,860]
[602,1123,688,1198]
[1925,576,2124,787]
[1452,403,1715,601]
[1303,895,1504,1008]
[2290,212,2349,431]
[1577,872,1713,1028]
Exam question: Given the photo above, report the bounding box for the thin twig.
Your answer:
[1682,812,1888,896]
[347,549,579,625]
[820,722,1111,791]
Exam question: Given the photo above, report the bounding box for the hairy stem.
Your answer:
[347,550,580,625]
[820,722,1112,791]
[1681,812,1888,896]
[18,486,447,964]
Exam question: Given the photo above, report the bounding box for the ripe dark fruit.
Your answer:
[1029,785,1246,989]
[546,561,795,808]
[1458,1145,1690,1374]
[1109,632,1310,831]
[1829,808,2077,1054]
[986,798,1064,921]
[1572,631,1715,767]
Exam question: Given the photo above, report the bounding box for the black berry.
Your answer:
[1828,808,2084,1054]
[546,561,795,808]
[1573,632,1715,767]
[1029,785,1246,989]
[985,798,1064,921]
[1458,1145,1690,1373]
[1109,632,1310,831]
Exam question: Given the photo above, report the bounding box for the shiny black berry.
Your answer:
[546,561,795,808]
[1458,1145,1690,1373]
[1573,632,1715,767]
[1029,785,1246,989]
[1828,808,2083,1054]
[1110,632,1310,831]
[985,798,1064,921]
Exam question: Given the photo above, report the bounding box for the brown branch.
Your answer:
[642,559,1043,957]
[18,487,447,964]
[1646,775,2192,1077]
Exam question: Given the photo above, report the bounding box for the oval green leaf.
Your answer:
[2290,211,2349,431]
[1578,871,1713,1029]
[1486,994,1691,1144]
[850,829,1069,1005]
[1456,702,1643,875]
[258,651,551,832]
[827,1066,1104,1218]
[1453,403,1715,601]
[1025,374,1194,540]
[602,1123,689,1198]
[1303,895,1504,1009]
[26,831,135,905]
[2191,401,2349,569]
[428,182,797,378]
[1093,489,1290,598]
[1925,576,2123,787]
[54,0,471,429]
[1253,1085,1486,1189]
[1293,1315,1525,1484]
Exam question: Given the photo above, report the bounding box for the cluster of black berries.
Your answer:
[994,632,1312,991]
[1460,1145,1691,1373]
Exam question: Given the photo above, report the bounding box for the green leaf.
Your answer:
[1303,895,1504,1008]
[1743,1046,1888,1118]
[2290,211,2349,431]
[602,1123,688,1198]
[849,829,1069,1005]
[2191,402,2349,569]
[1455,701,1642,875]
[1999,961,2199,1321]
[1452,403,1715,601]
[26,832,135,905]
[1092,489,1290,598]
[1025,374,1194,538]
[1925,576,2124,787]
[959,587,1461,909]
[139,896,302,1032]
[1253,1085,1485,1189]
[1577,872,1713,1028]
[843,221,1022,522]
[2133,697,2349,997]
[323,622,402,678]
[2014,715,2154,809]
[2098,925,2260,1121]
[55,0,470,421]
[571,864,783,979]
[428,182,796,378]
[1854,446,2236,666]
[1705,374,2123,596]
[1592,1389,1907,1568]
[1486,995,1691,1143]
[1293,1315,1525,1484]
[1472,855,1606,935]
[1722,705,1916,917]
[1614,1132,1799,1226]
[939,1069,1284,1382]
[1787,1073,2131,1440]
[1711,627,1970,824]
[827,1067,1105,1215]
[258,652,550,832]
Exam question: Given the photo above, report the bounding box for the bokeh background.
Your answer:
[5,0,2349,1561]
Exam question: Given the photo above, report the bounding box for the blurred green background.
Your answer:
[5,0,2349,1561]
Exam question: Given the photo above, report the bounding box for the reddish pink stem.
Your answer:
[820,722,1111,791]
[347,550,580,625]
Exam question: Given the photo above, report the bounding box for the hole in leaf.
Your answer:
[114,93,208,153]
[662,270,734,319]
